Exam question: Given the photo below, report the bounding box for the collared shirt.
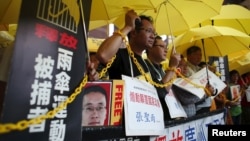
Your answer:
[186,61,201,77]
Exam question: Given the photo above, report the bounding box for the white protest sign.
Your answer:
[173,68,227,99]
[230,85,240,100]
[165,89,187,118]
[122,75,165,136]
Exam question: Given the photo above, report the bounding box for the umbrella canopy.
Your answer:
[90,0,162,30]
[87,37,104,52]
[90,0,162,21]
[172,25,250,61]
[229,60,250,75]
[114,0,223,36]
[235,52,250,66]
[0,0,121,31]
[198,4,250,35]
[0,0,22,24]
[227,49,250,62]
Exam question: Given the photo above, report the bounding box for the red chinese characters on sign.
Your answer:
[170,130,183,141]
[35,24,58,42]
[59,33,77,49]
[154,135,166,141]
[35,23,78,49]
[129,92,160,107]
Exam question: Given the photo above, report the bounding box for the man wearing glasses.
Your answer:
[96,10,180,121]
[82,85,107,126]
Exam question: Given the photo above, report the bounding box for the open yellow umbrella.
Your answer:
[235,63,250,75]
[229,60,250,75]
[198,4,250,35]
[87,37,104,52]
[0,0,22,24]
[0,0,118,31]
[114,0,223,36]
[236,52,250,66]
[90,0,162,22]
[173,25,250,61]
[227,49,250,62]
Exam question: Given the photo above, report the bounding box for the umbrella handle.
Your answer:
[171,45,176,54]
[135,18,141,29]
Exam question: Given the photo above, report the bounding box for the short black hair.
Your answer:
[186,46,201,56]
[135,15,154,30]
[127,15,154,40]
[83,85,107,100]
[229,69,239,77]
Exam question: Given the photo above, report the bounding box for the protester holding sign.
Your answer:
[96,10,179,121]
[226,69,243,125]
[185,46,214,115]
[145,36,183,119]
[173,55,201,117]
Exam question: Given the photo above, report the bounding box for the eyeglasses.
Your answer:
[154,44,168,50]
[83,106,106,113]
[138,28,157,36]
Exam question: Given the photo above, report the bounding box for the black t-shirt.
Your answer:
[106,49,170,121]
[108,48,149,79]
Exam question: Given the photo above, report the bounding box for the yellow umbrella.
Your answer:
[89,18,117,31]
[0,0,22,24]
[235,63,250,75]
[198,4,250,35]
[236,52,250,66]
[87,37,104,52]
[227,49,250,62]
[229,60,250,75]
[114,0,223,36]
[90,0,162,21]
[0,0,116,31]
[173,25,250,61]
[229,52,250,69]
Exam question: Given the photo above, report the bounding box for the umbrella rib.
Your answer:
[213,19,249,35]
[165,1,190,28]
[211,36,249,57]
[208,37,223,57]
[0,1,13,21]
[236,19,249,35]
[231,36,250,50]
[196,1,221,15]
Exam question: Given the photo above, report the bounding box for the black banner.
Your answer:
[0,0,89,141]
[209,56,230,83]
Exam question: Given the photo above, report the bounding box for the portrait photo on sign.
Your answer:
[81,81,112,126]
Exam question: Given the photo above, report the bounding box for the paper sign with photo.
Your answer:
[81,82,112,127]
[81,80,125,127]
[173,68,227,99]
[230,85,240,100]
